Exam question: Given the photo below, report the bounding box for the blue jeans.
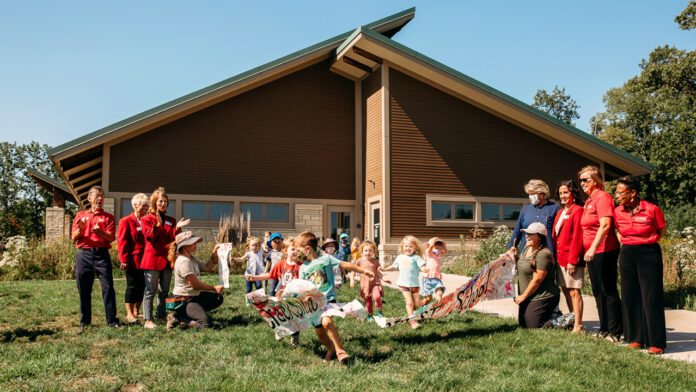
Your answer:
[268,279,279,296]
[246,280,262,294]
[143,268,172,320]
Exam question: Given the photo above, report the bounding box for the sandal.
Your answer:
[323,350,335,363]
[336,350,350,365]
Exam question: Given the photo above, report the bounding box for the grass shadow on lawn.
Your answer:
[1,326,56,343]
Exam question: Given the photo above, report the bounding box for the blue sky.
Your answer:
[1,1,693,147]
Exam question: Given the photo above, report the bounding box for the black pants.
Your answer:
[75,248,119,326]
[124,266,145,304]
[174,292,223,329]
[587,248,622,336]
[620,244,666,349]
[518,295,560,329]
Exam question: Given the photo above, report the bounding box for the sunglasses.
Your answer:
[579,178,591,183]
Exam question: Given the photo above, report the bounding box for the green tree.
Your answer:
[532,86,580,126]
[593,45,696,206]
[0,142,62,239]
[675,0,696,30]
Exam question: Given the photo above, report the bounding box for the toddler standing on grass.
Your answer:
[349,237,361,288]
[264,233,285,296]
[379,235,426,329]
[246,237,302,346]
[420,237,447,307]
[231,236,266,306]
[356,241,389,318]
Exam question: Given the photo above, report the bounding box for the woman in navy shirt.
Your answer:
[508,179,560,254]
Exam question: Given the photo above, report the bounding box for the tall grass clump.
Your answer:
[446,226,512,277]
[662,226,696,310]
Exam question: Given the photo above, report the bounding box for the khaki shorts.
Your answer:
[556,263,585,289]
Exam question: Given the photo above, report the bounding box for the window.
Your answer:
[426,194,526,227]
[210,203,233,220]
[183,202,207,220]
[121,199,134,217]
[241,203,289,223]
[431,202,474,221]
[183,201,233,221]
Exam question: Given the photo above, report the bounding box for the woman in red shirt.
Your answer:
[614,175,667,354]
[140,187,189,329]
[117,193,149,323]
[579,165,622,342]
[552,180,585,333]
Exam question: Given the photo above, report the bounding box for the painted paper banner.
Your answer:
[246,279,367,338]
[373,253,515,328]
[217,243,233,288]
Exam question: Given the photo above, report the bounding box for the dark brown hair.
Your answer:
[555,180,585,207]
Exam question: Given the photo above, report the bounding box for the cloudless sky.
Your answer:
[1,1,693,147]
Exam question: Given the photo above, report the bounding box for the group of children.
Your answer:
[231,230,449,362]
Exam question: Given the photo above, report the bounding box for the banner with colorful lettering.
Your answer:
[246,279,367,338]
[217,243,233,288]
[373,254,515,328]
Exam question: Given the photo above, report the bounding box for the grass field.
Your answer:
[1,276,695,392]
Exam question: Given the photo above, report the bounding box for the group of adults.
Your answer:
[509,165,667,354]
[71,185,223,334]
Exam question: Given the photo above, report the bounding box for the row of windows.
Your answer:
[121,200,289,223]
[431,201,522,223]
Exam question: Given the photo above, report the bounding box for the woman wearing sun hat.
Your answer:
[513,222,561,329]
[166,231,224,330]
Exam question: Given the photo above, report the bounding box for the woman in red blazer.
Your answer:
[140,187,189,329]
[117,193,150,323]
[552,180,586,333]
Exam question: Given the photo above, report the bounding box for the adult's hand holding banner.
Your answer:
[247,279,367,339]
[374,253,515,328]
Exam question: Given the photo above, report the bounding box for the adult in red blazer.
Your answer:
[552,180,586,333]
[117,193,149,323]
[140,187,189,329]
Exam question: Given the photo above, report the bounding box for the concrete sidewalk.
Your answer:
[380,271,696,364]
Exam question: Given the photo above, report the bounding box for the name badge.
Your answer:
[165,221,173,226]
[563,215,570,220]
[136,226,142,231]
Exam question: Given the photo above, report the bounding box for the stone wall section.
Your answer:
[45,207,67,243]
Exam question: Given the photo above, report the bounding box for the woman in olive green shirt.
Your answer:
[513,222,560,328]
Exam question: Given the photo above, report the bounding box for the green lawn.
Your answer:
[1,276,694,392]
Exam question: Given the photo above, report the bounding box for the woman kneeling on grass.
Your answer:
[294,231,374,364]
[167,232,224,330]
[513,222,561,329]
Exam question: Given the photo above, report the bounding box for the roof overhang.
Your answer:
[47,8,416,206]
[332,27,652,176]
[26,168,77,206]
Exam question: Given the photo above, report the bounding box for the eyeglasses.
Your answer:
[579,178,591,183]
[614,190,630,196]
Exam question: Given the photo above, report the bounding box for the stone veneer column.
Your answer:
[294,204,323,236]
[45,207,66,243]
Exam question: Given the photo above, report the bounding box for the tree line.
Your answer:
[533,1,696,208]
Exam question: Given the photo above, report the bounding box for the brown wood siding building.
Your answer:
[109,61,356,200]
[388,68,595,238]
[363,72,383,201]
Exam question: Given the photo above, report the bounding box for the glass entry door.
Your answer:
[369,202,380,245]
[327,206,354,241]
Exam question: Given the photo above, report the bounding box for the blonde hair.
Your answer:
[399,235,424,257]
[350,237,361,251]
[149,187,168,214]
[246,236,261,250]
[360,240,377,256]
[578,165,604,189]
[524,179,550,200]
[282,237,294,253]
[131,193,149,209]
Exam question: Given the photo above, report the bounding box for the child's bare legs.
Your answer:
[401,290,415,316]
[316,316,347,361]
[420,295,432,307]
[434,288,443,302]
[315,325,334,359]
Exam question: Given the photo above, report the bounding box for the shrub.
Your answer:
[0,238,250,281]
[663,204,696,238]
[446,226,512,277]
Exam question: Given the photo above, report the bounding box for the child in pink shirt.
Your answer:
[420,237,447,306]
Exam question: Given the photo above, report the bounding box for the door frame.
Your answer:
[325,205,356,241]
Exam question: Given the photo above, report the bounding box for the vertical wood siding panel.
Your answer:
[109,61,355,200]
[389,69,596,238]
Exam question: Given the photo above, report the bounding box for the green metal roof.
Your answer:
[48,7,416,157]
[350,26,652,171]
[26,168,77,203]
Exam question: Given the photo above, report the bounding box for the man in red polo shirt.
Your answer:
[71,185,120,334]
